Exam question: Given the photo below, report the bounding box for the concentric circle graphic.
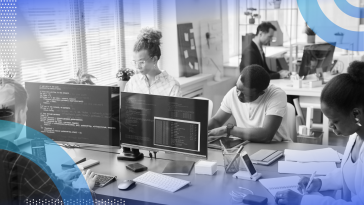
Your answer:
[298,0,364,51]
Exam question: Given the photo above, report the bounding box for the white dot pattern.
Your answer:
[25,198,127,205]
[0,0,17,78]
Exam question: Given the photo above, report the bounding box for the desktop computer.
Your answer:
[298,43,336,79]
[119,92,209,160]
[25,82,120,148]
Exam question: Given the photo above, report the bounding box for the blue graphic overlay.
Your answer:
[0,120,93,204]
[298,0,364,51]
[334,0,364,18]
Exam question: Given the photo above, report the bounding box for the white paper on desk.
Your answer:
[72,174,89,189]
[259,176,301,196]
[278,161,337,175]
[284,148,341,163]
[184,50,189,59]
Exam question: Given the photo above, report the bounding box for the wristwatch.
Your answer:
[226,123,234,138]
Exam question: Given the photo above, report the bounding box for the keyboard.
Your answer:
[133,171,190,192]
[95,173,117,187]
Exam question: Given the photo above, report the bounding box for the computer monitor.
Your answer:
[119,92,208,159]
[25,82,120,148]
[298,43,336,77]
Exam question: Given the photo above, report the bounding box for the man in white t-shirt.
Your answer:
[208,64,290,142]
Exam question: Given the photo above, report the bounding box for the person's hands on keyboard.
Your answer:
[82,169,97,189]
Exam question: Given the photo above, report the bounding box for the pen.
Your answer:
[225,145,244,172]
[305,171,316,194]
[220,140,227,153]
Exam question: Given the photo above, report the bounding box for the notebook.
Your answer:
[278,161,337,175]
[284,148,341,163]
[250,149,283,165]
[208,136,246,150]
[259,176,301,196]
[259,176,323,197]
[162,160,195,175]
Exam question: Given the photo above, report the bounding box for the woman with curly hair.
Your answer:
[124,27,182,97]
[275,61,364,205]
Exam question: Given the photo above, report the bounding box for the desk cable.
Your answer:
[229,187,254,202]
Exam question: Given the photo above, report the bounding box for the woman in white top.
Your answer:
[275,61,364,205]
[124,28,181,97]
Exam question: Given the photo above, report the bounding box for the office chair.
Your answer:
[286,103,297,142]
[193,97,213,119]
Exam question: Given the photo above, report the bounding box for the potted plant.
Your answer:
[244,8,260,24]
[335,32,344,44]
[304,24,316,43]
[116,68,135,91]
[65,69,97,85]
[0,105,14,130]
[273,0,282,9]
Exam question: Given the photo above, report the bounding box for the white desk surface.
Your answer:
[270,72,337,97]
[21,142,345,205]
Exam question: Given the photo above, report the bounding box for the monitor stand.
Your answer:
[117,147,144,161]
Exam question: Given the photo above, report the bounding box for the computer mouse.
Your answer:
[118,180,136,190]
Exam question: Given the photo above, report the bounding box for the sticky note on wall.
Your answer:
[184,33,189,41]
[184,50,189,58]
[194,62,199,70]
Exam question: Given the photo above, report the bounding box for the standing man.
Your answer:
[239,22,289,79]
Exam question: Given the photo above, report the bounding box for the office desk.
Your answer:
[269,78,331,145]
[38,143,345,205]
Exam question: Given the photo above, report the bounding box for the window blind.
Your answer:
[82,0,121,86]
[123,0,141,71]
[18,0,80,84]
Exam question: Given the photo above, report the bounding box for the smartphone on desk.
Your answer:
[61,157,86,168]
[75,159,99,170]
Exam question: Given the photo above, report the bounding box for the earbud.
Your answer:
[354,110,362,127]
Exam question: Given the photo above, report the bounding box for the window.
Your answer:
[228,0,306,57]
[14,0,146,86]
[18,0,78,84]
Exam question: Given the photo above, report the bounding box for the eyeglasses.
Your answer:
[132,57,153,68]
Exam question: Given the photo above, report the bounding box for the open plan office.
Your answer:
[1,0,364,205]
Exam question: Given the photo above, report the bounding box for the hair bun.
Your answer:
[348,61,364,83]
[137,27,162,46]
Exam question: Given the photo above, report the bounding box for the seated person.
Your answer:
[0,78,97,203]
[276,61,364,205]
[124,27,182,97]
[239,22,290,79]
[208,65,290,143]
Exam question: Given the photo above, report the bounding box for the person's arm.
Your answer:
[20,153,97,202]
[269,72,280,79]
[232,115,282,143]
[239,49,261,72]
[208,108,231,130]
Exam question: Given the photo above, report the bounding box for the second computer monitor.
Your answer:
[120,92,208,158]
[299,43,336,77]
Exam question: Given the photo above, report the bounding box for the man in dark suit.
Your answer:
[240,22,289,79]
